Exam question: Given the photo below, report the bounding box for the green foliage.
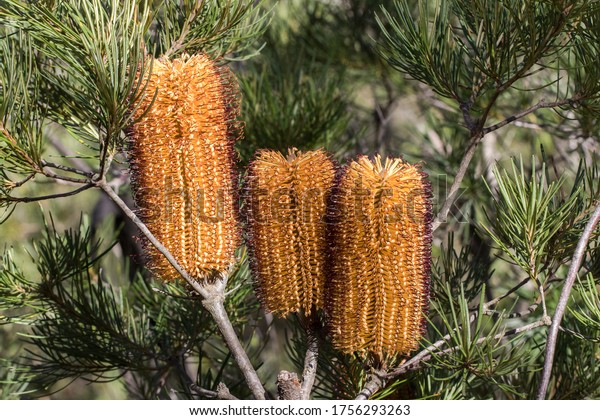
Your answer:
[0,0,268,178]
[514,324,600,399]
[481,157,587,279]
[0,215,259,397]
[566,273,600,343]
[284,316,371,400]
[0,28,44,176]
[420,284,531,399]
[238,45,351,162]
[148,0,269,59]
[0,360,31,400]
[431,232,491,308]
[566,3,600,108]
[0,250,43,323]
[2,0,600,401]
[0,0,151,156]
[377,1,594,108]
[290,0,398,72]
[545,274,600,399]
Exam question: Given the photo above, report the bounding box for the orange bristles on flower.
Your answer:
[129,54,241,281]
[245,148,337,317]
[327,155,432,356]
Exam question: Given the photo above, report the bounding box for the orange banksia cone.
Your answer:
[245,148,337,317]
[327,155,432,355]
[129,54,241,281]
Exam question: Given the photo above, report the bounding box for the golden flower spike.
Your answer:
[245,148,337,317]
[129,54,241,281]
[327,155,432,356]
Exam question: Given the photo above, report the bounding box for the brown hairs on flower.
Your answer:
[327,155,432,356]
[245,148,337,317]
[129,54,241,281]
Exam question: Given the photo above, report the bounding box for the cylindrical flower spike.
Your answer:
[129,54,241,281]
[327,155,432,356]
[245,148,337,317]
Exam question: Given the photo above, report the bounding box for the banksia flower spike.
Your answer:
[245,148,337,317]
[129,54,241,281]
[327,155,432,356]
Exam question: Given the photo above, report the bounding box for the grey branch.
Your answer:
[300,321,319,400]
[216,383,239,400]
[536,202,600,400]
[188,384,218,399]
[202,292,267,400]
[355,370,385,400]
[277,371,303,400]
[97,179,267,400]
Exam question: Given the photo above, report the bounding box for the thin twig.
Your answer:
[47,132,96,174]
[175,356,238,400]
[559,326,600,343]
[482,277,530,309]
[175,356,217,399]
[41,159,95,177]
[97,133,112,181]
[7,172,35,188]
[384,318,551,380]
[482,97,578,135]
[536,202,600,400]
[151,287,198,300]
[483,304,538,319]
[188,383,218,399]
[41,167,91,184]
[164,0,205,57]
[3,183,94,203]
[96,179,202,294]
[354,319,550,399]
[432,135,481,231]
[98,152,114,182]
[433,95,581,233]
[174,356,230,399]
[479,273,556,315]
[538,283,548,318]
